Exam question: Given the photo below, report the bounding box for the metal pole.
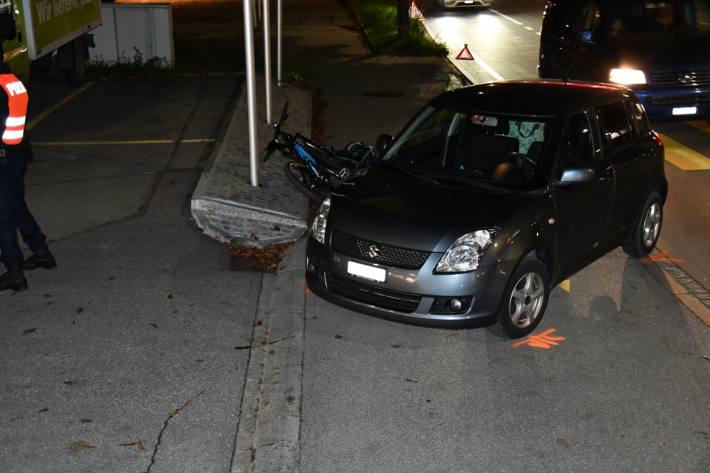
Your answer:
[263,0,272,124]
[277,0,282,86]
[244,0,259,186]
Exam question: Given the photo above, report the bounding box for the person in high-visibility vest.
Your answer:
[0,47,56,292]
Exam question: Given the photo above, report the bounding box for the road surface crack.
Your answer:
[145,390,204,473]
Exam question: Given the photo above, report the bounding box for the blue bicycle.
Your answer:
[263,102,373,202]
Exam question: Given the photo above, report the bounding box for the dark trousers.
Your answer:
[0,149,47,271]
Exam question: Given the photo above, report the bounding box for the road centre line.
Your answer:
[27,82,96,131]
[660,133,710,171]
[490,9,523,26]
[33,138,216,146]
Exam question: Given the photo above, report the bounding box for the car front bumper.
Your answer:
[438,0,491,8]
[305,237,514,327]
[634,85,710,121]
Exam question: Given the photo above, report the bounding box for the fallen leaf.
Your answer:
[23,328,36,335]
[170,409,180,417]
[703,355,710,361]
[43,293,51,298]
[69,441,95,453]
[334,335,342,339]
[38,408,49,413]
[167,294,174,299]
[119,441,145,450]
[75,307,84,314]
[148,323,158,329]
[80,418,92,423]
[557,438,570,448]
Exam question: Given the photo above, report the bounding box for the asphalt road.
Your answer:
[424,0,710,290]
[298,2,710,473]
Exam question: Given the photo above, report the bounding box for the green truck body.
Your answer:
[2,0,101,80]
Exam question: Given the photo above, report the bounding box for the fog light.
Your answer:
[431,296,473,315]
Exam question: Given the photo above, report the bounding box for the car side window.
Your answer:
[597,101,632,152]
[564,0,601,40]
[559,112,595,170]
[627,100,651,136]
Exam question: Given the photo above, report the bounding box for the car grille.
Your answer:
[330,230,430,270]
[326,274,421,313]
[646,94,710,105]
[650,69,710,87]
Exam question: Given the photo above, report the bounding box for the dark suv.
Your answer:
[306,81,667,338]
[539,0,710,120]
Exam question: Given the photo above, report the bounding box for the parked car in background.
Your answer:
[538,0,710,120]
[436,0,492,9]
[306,81,667,338]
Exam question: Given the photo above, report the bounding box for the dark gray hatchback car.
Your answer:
[306,80,667,338]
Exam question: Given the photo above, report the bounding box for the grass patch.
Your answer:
[348,0,448,56]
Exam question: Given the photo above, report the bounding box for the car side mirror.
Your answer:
[375,134,394,158]
[556,166,596,186]
[0,13,16,41]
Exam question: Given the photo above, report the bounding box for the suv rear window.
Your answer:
[607,0,710,41]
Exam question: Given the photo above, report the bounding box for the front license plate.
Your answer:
[347,261,387,283]
[672,106,697,116]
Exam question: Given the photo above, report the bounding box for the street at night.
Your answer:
[1,1,708,472]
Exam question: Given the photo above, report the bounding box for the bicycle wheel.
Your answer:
[284,161,329,202]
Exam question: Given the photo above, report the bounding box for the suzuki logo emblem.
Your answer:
[367,245,381,258]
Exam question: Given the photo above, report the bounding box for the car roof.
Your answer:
[434,80,634,117]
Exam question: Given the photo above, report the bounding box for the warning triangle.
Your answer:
[456,44,474,61]
[409,1,424,20]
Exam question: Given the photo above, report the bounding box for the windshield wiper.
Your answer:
[419,173,511,193]
[381,161,440,184]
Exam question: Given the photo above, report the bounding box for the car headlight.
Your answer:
[310,196,331,244]
[609,68,646,85]
[436,230,496,273]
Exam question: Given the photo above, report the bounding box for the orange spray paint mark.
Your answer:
[511,328,566,350]
[641,254,686,266]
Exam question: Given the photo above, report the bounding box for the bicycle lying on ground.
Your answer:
[263,102,374,201]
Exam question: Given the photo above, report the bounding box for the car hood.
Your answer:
[605,38,710,72]
[328,165,540,253]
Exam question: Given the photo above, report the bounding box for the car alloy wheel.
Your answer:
[623,192,663,258]
[508,272,545,328]
[499,258,550,338]
[642,202,662,249]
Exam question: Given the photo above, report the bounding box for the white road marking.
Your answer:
[462,48,506,81]
[490,9,523,25]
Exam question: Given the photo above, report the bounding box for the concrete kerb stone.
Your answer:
[232,240,307,473]
[192,76,311,248]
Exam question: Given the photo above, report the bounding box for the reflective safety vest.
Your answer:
[0,74,28,146]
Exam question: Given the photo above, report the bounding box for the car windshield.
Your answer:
[606,0,710,41]
[381,106,551,190]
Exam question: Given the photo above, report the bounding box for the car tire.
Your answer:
[623,192,663,258]
[498,257,550,339]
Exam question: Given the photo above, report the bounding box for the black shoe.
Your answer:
[0,269,28,292]
[23,251,57,271]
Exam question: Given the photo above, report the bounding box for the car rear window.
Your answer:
[598,101,632,150]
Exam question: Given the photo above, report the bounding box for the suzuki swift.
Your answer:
[306,81,667,338]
